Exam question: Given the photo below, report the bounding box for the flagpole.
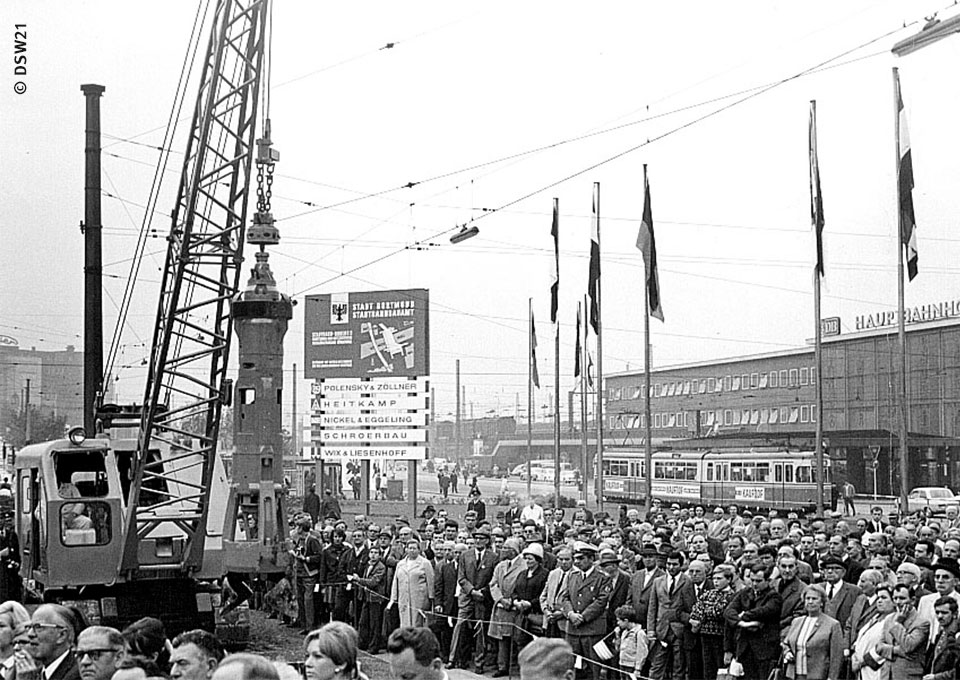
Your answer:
[553,198,562,512]
[893,67,910,518]
[593,182,605,515]
[528,297,533,499]
[810,100,825,518]
[580,297,589,504]
[644,259,653,516]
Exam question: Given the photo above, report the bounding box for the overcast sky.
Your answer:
[3,0,960,425]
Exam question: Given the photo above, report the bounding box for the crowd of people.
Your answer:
[12,489,960,680]
[272,490,960,680]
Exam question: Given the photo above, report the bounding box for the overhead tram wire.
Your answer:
[290,22,912,301]
[102,0,212,392]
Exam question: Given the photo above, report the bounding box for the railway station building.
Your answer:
[604,307,960,498]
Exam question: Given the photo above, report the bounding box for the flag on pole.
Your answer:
[636,166,664,321]
[574,303,582,378]
[586,351,594,388]
[587,186,600,334]
[550,200,560,324]
[809,101,825,277]
[531,310,540,389]
[896,73,918,281]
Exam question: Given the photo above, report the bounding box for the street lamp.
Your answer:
[450,225,479,244]
[892,14,960,56]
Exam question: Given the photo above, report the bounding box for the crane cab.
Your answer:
[15,428,124,590]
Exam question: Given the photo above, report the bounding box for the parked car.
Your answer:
[907,486,960,515]
[510,464,527,477]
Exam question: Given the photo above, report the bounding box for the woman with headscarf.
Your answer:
[388,539,434,628]
[487,538,526,677]
[512,543,549,645]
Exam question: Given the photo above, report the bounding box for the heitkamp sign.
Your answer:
[304,289,429,379]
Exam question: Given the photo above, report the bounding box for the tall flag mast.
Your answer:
[637,165,663,513]
[809,100,825,517]
[551,198,561,511]
[588,183,604,512]
[894,67,918,516]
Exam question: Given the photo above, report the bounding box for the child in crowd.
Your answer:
[614,605,648,680]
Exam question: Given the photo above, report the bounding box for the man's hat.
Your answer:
[422,505,436,516]
[935,557,960,580]
[820,556,846,571]
[640,545,659,557]
[491,527,506,537]
[473,526,492,539]
[572,541,598,557]
[598,549,619,565]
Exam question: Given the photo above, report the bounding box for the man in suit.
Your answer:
[559,542,612,680]
[821,556,862,630]
[169,629,225,680]
[353,543,388,653]
[454,526,499,673]
[432,540,459,660]
[846,568,883,653]
[896,562,933,607]
[867,506,888,535]
[630,546,664,628]
[681,559,712,680]
[599,549,631,633]
[916,557,960,645]
[26,604,82,680]
[540,548,573,639]
[876,584,930,678]
[646,551,694,680]
[925,596,960,680]
[772,554,807,632]
[75,626,124,680]
[724,564,783,680]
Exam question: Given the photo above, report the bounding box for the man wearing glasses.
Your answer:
[76,627,123,680]
[25,605,82,680]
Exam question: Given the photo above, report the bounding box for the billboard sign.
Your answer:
[305,289,429,379]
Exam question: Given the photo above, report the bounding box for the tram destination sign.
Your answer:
[304,289,429,379]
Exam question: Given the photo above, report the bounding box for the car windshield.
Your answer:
[928,489,954,498]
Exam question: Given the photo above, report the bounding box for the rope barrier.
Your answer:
[300,574,655,680]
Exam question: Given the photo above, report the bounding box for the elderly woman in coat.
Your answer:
[487,538,526,677]
[782,585,844,680]
[388,538,435,627]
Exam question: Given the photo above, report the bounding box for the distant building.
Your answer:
[0,342,84,437]
[604,313,960,497]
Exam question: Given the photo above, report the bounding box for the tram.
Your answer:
[601,447,833,512]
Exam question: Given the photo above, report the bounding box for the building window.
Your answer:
[789,368,798,386]
[800,368,809,385]
[750,373,759,389]
[715,378,723,393]
[724,376,732,392]
[741,374,750,389]
[780,406,789,422]
[789,406,800,423]
[779,370,788,386]
[724,409,733,425]
[810,367,816,383]
[810,404,817,422]
[732,375,741,391]
[654,413,661,428]
[800,405,810,423]
[707,377,716,393]
[759,373,768,389]
[769,371,778,388]
[699,379,707,394]
[655,383,661,398]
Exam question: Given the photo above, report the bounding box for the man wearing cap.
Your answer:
[822,555,862,630]
[468,489,486,522]
[541,548,574,639]
[559,541,611,680]
[453,525,498,672]
[917,557,960,643]
[518,637,576,680]
[488,538,526,676]
[599,548,631,634]
[432,540,459,661]
[630,546,665,630]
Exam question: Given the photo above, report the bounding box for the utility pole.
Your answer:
[81,84,105,434]
[455,360,461,462]
[24,379,32,445]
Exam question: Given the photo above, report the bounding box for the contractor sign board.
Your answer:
[306,290,431,460]
[304,289,429,379]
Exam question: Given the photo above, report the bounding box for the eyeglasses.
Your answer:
[25,623,65,633]
[77,649,120,661]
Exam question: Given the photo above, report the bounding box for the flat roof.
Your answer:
[607,316,960,380]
